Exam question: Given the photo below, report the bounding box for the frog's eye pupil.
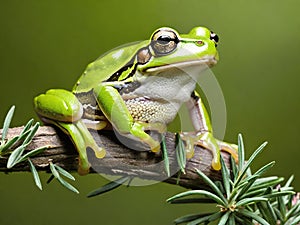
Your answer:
[157,35,172,45]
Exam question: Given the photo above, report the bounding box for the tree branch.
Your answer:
[0,126,232,190]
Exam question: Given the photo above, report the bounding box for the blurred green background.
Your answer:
[0,0,299,224]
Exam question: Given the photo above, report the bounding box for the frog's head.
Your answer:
[137,26,219,73]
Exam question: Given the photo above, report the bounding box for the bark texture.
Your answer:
[0,126,233,190]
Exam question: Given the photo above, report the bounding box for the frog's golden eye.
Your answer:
[151,29,179,56]
[210,31,219,46]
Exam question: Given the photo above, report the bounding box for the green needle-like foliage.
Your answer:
[87,176,131,197]
[161,134,170,177]
[264,176,300,225]
[1,106,79,193]
[176,133,187,174]
[0,106,46,190]
[49,162,79,194]
[167,134,297,224]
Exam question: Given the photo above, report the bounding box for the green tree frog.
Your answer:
[34,26,237,174]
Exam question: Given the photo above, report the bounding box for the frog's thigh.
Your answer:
[34,89,105,175]
[93,84,160,152]
[34,89,83,122]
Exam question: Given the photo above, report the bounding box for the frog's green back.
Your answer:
[73,41,148,93]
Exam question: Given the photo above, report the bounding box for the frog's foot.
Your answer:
[181,131,221,170]
[181,131,238,171]
[59,120,106,175]
[216,140,238,162]
[130,122,161,153]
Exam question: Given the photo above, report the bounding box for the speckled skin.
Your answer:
[123,68,196,124]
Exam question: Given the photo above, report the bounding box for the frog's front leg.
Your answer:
[34,89,106,175]
[93,84,161,152]
[182,91,238,170]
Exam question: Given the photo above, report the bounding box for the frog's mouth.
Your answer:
[144,57,218,73]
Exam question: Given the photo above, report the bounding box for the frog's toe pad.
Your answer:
[95,148,106,158]
[78,164,90,175]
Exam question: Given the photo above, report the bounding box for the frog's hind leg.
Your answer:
[34,89,106,175]
[57,120,106,174]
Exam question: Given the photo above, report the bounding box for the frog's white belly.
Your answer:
[123,68,197,124]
